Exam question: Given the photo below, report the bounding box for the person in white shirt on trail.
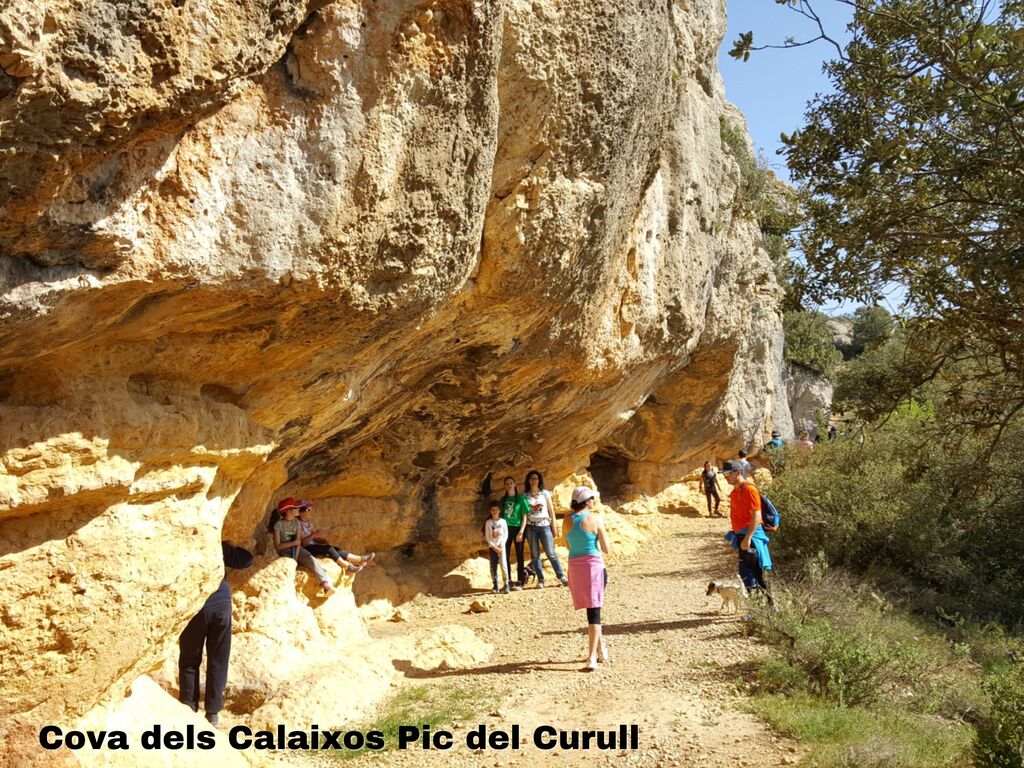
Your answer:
[483,500,511,594]
[523,469,568,588]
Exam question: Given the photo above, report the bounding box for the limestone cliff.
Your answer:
[786,362,833,439]
[0,0,789,762]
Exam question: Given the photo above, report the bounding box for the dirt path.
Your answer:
[321,513,796,768]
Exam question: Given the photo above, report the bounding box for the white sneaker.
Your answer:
[583,657,598,672]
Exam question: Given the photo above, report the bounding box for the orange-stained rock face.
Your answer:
[0,0,792,753]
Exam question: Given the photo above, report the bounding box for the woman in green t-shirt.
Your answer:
[500,476,530,590]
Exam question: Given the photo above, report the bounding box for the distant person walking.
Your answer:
[178,542,253,726]
[484,500,511,593]
[827,424,838,441]
[499,476,530,590]
[737,450,754,479]
[701,461,722,517]
[524,470,568,588]
[763,430,786,474]
[720,460,774,607]
[563,486,610,671]
[796,431,815,451]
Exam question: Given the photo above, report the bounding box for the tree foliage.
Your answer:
[734,0,1024,439]
[784,309,843,377]
[770,407,1024,624]
[842,305,894,358]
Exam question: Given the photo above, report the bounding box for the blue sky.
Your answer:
[718,0,880,315]
[718,0,854,180]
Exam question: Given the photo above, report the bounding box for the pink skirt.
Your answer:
[568,555,606,609]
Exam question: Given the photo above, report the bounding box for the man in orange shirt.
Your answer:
[721,460,773,605]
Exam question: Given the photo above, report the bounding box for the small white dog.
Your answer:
[706,581,747,613]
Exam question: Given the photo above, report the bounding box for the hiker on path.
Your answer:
[796,431,815,451]
[763,430,786,474]
[500,476,530,590]
[484,500,511,593]
[737,450,754,479]
[178,542,253,727]
[720,460,774,607]
[297,500,375,574]
[563,486,610,671]
[523,470,568,588]
[701,461,723,517]
[272,497,334,596]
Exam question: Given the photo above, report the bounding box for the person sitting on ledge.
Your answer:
[297,499,375,574]
[272,497,335,596]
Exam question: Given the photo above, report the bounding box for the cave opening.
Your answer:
[479,472,493,498]
[587,450,630,502]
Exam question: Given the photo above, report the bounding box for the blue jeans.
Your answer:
[526,525,565,583]
[738,549,774,606]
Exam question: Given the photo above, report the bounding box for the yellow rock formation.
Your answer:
[0,0,795,762]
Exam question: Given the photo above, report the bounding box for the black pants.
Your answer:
[505,534,525,585]
[738,549,773,606]
[178,588,232,715]
[705,487,721,514]
[305,543,351,561]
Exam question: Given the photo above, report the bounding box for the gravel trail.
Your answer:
[333,513,797,768]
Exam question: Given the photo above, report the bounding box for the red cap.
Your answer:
[276,497,301,513]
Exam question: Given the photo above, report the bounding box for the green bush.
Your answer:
[839,305,894,359]
[749,574,987,716]
[767,410,1024,624]
[784,309,843,378]
[973,666,1024,768]
[752,658,811,696]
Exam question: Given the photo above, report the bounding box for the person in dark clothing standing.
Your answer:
[178,542,253,726]
[700,461,723,517]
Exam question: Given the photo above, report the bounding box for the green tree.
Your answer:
[784,310,843,377]
[844,305,893,358]
[732,0,1024,440]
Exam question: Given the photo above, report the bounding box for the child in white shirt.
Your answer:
[484,501,510,594]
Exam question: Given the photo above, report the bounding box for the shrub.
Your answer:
[749,574,987,715]
[784,310,843,378]
[973,666,1024,768]
[767,410,1024,624]
[752,659,811,696]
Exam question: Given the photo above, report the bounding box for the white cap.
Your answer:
[571,486,597,505]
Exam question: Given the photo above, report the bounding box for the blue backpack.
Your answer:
[761,495,781,531]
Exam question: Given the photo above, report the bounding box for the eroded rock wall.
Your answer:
[786,362,833,439]
[0,0,789,756]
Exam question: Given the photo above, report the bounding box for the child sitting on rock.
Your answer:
[272,497,334,596]
[297,500,376,574]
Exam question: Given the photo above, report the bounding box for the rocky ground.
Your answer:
[306,512,798,768]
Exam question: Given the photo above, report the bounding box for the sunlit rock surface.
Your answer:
[0,0,789,760]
